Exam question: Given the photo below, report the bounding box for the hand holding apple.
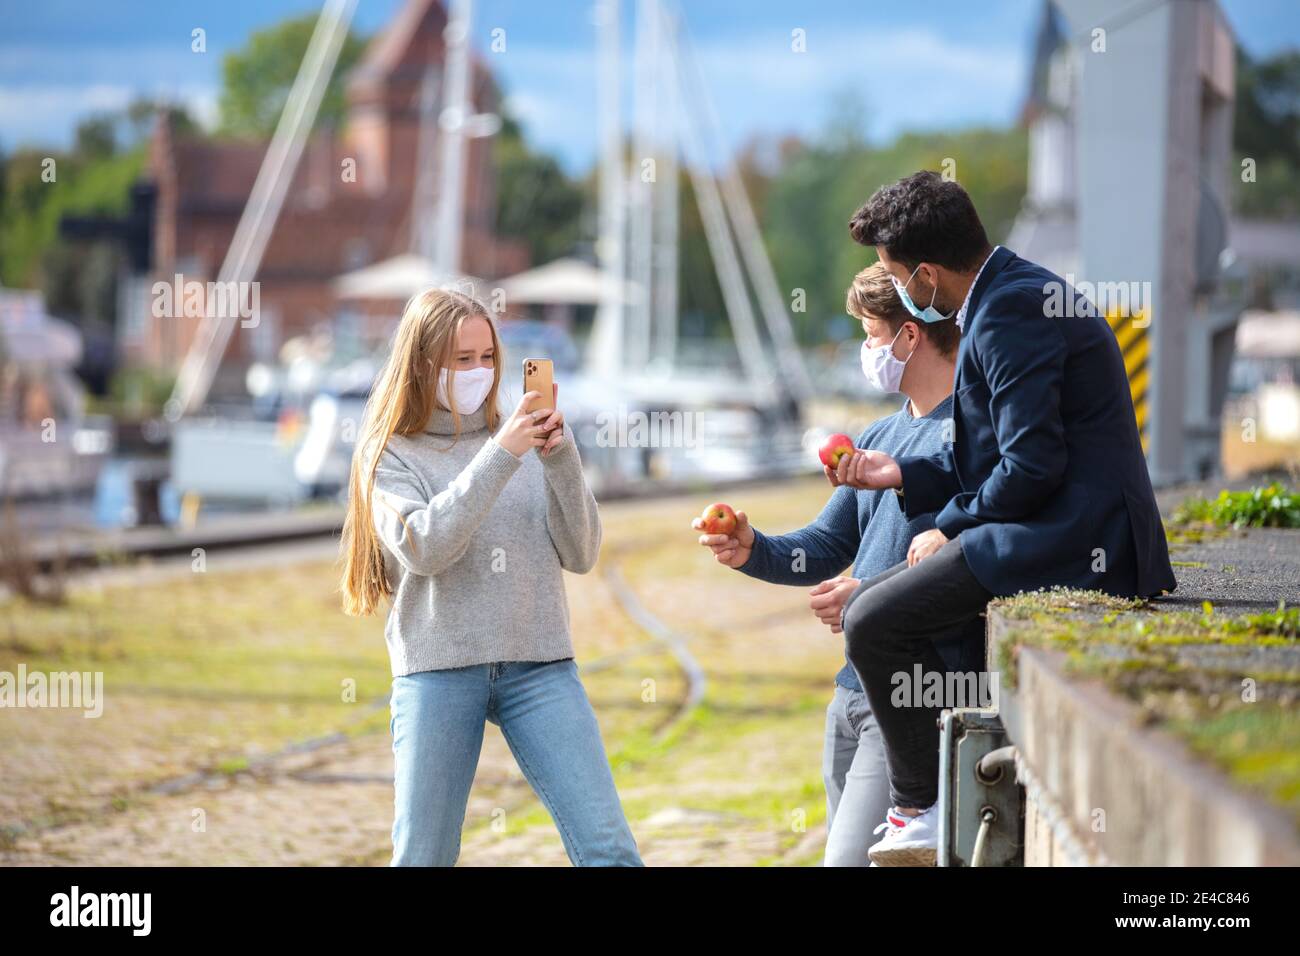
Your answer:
[691,502,754,569]
[825,448,902,491]
[818,433,856,469]
[698,502,738,535]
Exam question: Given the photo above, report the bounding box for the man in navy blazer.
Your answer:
[831,171,1175,866]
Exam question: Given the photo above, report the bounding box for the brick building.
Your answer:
[128,0,528,392]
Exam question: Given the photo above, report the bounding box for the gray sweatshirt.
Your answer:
[370,401,601,677]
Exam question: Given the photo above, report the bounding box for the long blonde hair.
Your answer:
[339,288,503,616]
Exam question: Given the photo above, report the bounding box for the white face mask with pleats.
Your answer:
[436,366,494,414]
[859,326,912,393]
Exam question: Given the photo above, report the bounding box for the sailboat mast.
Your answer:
[166,0,358,418]
[590,0,627,377]
[652,4,679,368]
[629,0,663,370]
[432,0,474,278]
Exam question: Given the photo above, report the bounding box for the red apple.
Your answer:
[699,502,738,536]
[819,432,856,469]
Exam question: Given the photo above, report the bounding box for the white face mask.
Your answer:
[436,366,494,415]
[859,326,912,394]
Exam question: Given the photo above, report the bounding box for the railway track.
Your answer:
[14,465,824,576]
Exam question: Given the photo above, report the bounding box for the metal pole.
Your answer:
[166,0,358,419]
[432,0,473,277]
[628,0,659,369]
[673,13,815,403]
[410,65,443,258]
[588,0,627,377]
[652,4,679,367]
[664,25,775,394]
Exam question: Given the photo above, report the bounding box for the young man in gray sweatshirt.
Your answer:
[694,263,981,866]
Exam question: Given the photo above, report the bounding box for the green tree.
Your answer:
[493,115,585,265]
[0,146,143,336]
[74,115,117,160]
[126,97,196,143]
[0,97,189,292]
[671,167,725,338]
[1235,48,1300,168]
[760,121,1027,343]
[658,86,1029,346]
[218,15,367,138]
[1233,48,1300,219]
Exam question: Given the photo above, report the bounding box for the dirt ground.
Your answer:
[1,476,849,866]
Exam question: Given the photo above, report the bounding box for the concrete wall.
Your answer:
[990,610,1300,866]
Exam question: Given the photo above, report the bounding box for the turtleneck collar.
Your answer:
[424,401,493,436]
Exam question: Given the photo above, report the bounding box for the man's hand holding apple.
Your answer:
[826,449,902,491]
[691,503,754,569]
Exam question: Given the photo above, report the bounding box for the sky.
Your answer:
[1,0,1297,172]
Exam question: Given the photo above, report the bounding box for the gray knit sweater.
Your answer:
[370,401,601,676]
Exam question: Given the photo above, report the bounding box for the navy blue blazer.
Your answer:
[895,247,1176,599]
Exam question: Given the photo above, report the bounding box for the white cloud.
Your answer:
[0,83,220,150]
[0,41,223,149]
[0,24,1025,164]
[693,26,1025,146]
[489,25,1025,171]
[0,85,133,149]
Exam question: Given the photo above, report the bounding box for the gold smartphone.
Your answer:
[522,357,556,432]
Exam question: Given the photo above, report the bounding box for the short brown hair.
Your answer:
[846,263,961,357]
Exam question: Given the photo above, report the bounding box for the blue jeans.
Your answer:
[389,658,643,866]
[822,684,891,867]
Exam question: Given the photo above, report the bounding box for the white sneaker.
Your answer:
[867,804,939,867]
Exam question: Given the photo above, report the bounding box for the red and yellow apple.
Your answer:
[698,502,738,536]
[818,432,856,469]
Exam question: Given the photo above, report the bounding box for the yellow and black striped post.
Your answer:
[1107,308,1150,453]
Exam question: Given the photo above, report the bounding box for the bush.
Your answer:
[1173,483,1300,529]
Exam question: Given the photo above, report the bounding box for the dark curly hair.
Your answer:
[848,170,990,272]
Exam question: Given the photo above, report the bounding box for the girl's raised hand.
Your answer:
[496,391,552,458]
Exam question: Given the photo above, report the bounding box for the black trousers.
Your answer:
[841,534,994,809]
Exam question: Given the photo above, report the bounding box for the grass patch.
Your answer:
[0,557,393,829]
[1172,483,1300,530]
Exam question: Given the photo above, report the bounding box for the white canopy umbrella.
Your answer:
[496,257,639,306]
[333,253,486,302]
